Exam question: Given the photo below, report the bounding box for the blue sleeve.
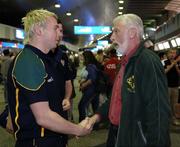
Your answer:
[86,64,97,82]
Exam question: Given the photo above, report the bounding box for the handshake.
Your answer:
[76,114,100,137]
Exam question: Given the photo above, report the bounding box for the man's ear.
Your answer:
[128,27,138,39]
[33,25,43,36]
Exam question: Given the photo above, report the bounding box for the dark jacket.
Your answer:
[98,43,171,147]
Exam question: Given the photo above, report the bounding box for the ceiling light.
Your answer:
[75,53,79,57]
[154,45,159,51]
[74,19,79,22]
[90,34,94,41]
[66,12,72,16]
[175,37,180,46]
[118,7,124,10]
[55,4,61,8]
[163,42,170,49]
[158,43,164,50]
[118,12,123,15]
[119,1,124,4]
[171,39,177,47]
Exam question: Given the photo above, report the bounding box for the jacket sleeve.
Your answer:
[136,50,171,147]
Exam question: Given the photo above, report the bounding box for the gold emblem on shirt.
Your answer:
[127,75,135,93]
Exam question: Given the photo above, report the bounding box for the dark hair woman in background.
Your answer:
[78,51,99,122]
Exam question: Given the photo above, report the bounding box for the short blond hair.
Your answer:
[22,9,57,44]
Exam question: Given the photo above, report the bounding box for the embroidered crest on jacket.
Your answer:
[127,75,135,93]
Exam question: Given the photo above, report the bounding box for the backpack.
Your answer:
[95,69,109,94]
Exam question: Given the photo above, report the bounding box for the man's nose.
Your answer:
[110,34,115,42]
[59,33,63,38]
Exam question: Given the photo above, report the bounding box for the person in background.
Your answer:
[7,9,91,147]
[78,51,99,122]
[54,44,77,122]
[1,49,14,103]
[104,48,120,98]
[158,52,167,66]
[47,22,75,143]
[0,105,8,128]
[96,49,104,64]
[78,54,89,88]
[87,14,171,147]
[164,49,180,125]
[48,22,73,124]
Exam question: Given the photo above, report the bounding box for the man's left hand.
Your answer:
[62,99,71,111]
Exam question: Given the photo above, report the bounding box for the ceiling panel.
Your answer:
[0,0,175,46]
[165,0,180,12]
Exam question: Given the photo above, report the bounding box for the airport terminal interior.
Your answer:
[0,0,180,147]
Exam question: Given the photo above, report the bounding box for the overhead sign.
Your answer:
[74,26,111,35]
[97,40,109,46]
[1,42,24,49]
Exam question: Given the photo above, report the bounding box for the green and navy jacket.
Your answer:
[7,45,68,140]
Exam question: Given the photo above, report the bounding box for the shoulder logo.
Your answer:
[47,77,54,83]
[61,59,65,66]
[127,75,135,93]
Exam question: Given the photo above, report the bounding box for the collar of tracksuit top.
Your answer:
[108,41,145,126]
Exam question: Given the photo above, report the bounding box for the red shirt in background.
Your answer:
[104,57,120,86]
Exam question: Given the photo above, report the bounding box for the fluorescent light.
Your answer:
[158,43,164,50]
[74,26,111,34]
[119,1,124,4]
[16,29,25,39]
[163,42,170,49]
[175,37,180,46]
[154,45,159,51]
[74,19,79,22]
[55,4,61,8]
[171,39,177,47]
[143,35,146,40]
[118,7,124,10]
[66,12,71,16]
[96,45,103,49]
[118,12,123,15]
[90,34,94,41]
[91,48,99,52]
[147,27,156,31]
[98,40,109,46]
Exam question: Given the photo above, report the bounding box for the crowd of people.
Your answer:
[0,8,179,147]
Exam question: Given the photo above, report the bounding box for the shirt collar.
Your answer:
[121,46,137,66]
[121,41,145,66]
[25,44,52,61]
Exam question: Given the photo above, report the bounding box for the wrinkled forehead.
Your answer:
[112,21,125,31]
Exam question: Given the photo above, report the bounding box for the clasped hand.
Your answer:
[77,117,96,137]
